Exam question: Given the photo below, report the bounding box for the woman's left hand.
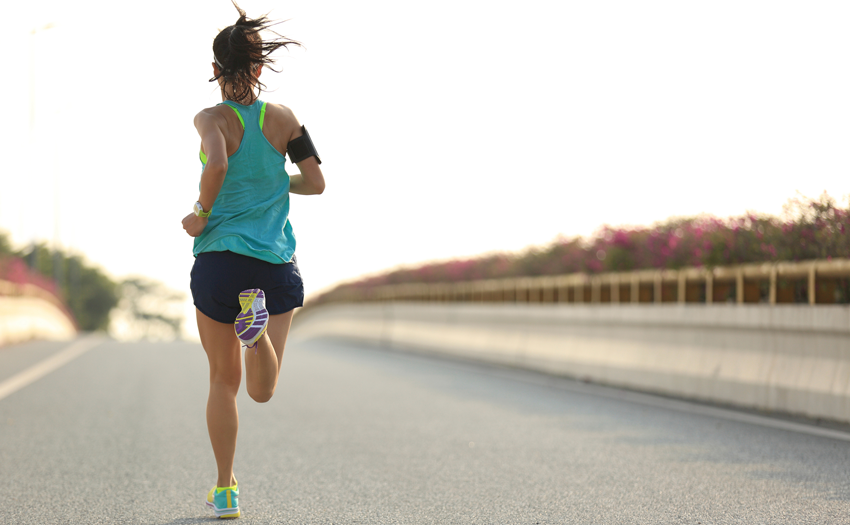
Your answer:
[182,213,208,237]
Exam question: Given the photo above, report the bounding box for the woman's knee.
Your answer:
[211,368,242,392]
[247,384,274,403]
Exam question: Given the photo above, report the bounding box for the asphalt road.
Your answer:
[1,335,849,524]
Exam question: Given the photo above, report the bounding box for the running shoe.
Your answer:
[205,480,240,519]
[235,288,269,348]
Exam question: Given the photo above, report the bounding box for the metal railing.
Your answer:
[316,259,850,306]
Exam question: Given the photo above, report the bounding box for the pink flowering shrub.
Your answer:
[324,193,850,297]
[0,256,60,296]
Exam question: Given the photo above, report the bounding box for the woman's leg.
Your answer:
[197,308,242,488]
[244,309,294,403]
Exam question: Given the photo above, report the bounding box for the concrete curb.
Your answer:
[0,295,77,347]
[292,302,850,423]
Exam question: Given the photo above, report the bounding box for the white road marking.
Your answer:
[489,367,850,443]
[609,387,850,443]
[369,344,850,443]
[0,335,105,401]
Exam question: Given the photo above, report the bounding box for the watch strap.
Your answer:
[194,202,212,218]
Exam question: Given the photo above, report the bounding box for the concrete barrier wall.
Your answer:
[292,302,850,423]
[0,290,77,347]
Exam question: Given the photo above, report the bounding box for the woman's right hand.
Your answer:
[182,213,208,237]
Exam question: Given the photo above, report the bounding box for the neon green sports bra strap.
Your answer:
[220,102,245,129]
[200,102,250,163]
[259,102,268,130]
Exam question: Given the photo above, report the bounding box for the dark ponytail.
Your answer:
[210,1,300,102]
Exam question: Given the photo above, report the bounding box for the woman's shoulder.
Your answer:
[263,101,297,122]
[193,104,233,128]
[260,101,301,142]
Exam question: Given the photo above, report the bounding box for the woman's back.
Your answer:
[193,100,299,264]
[201,99,302,159]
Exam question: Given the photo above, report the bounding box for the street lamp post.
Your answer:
[28,23,64,294]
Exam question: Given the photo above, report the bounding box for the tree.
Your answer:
[5,239,119,331]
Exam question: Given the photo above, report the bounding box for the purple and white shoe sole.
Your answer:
[235,288,269,347]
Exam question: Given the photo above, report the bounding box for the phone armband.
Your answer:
[287,126,322,165]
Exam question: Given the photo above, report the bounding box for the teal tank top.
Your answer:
[193,100,295,264]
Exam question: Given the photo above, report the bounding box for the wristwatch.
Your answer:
[193,201,212,218]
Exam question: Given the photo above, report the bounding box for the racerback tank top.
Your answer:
[192,100,295,264]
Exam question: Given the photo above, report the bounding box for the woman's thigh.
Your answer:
[266,310,295,370]
[196,308,242,385]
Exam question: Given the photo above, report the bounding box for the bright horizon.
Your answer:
[2,1,850,339]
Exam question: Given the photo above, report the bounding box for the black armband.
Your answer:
[287,125,322,164]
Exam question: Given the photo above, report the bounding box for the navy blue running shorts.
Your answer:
[190,250,304,324]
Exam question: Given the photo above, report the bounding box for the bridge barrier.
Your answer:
[313,259,850,307]
[292,301,850,424]
[0,280,77,346]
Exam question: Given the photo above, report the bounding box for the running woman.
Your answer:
[182,3,325,519]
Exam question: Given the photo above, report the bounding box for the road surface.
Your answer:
[1,335,849,524]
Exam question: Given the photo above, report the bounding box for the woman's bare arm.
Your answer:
[182,109,230,237]
[289,155,325,195]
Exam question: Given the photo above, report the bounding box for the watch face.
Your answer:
[194,202,203,216]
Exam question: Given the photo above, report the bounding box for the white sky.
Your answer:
[2,1,850,339]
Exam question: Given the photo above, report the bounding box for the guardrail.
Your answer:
[316,259,850,306]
